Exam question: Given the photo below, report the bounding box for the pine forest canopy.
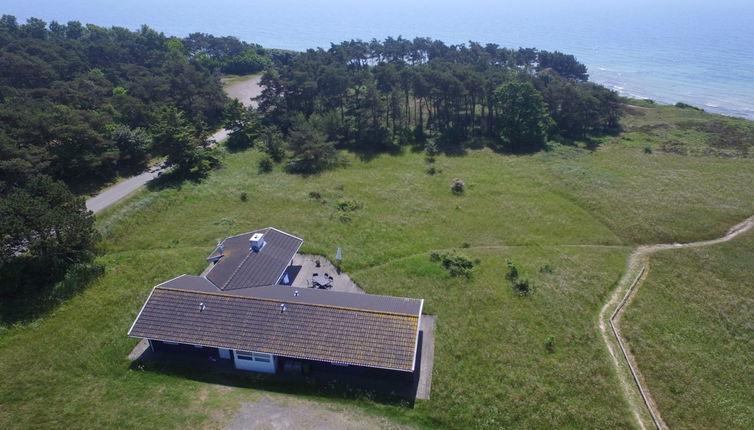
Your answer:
[256,36,621,160]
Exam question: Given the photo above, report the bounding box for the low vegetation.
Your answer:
[1,99,752,428]
[620,230,754,429]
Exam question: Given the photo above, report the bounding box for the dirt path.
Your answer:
[598,215,754,430]
[228,395,414,430]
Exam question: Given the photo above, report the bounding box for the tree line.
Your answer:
[251,37,620,170]
[0,16,249,313]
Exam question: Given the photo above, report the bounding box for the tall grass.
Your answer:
[620,230,754,429]
[1,103,753,428]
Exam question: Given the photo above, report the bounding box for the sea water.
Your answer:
[5,0,754,119]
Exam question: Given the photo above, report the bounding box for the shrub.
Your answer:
[451,178,465,194]
[675,102,703,111]
[539,263,554,274]
[335,199,363,212]
[643,146,653,154]
[50,263,105,302]
[258,156,273,173]
[506,259,520,280]
[427,166,437,175]
[514,278,532,295]
[240,191,248,201]
[430,251,475,278]
[545,335,556,353]
[425,140,440,158]
[308,191,322,200]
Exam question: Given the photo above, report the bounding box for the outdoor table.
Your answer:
[312,275,331,288]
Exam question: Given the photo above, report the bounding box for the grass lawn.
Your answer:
[620,230,754,429]
[1,103,753,429]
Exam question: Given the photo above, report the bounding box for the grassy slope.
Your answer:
[1,103,753,429]
[620,230,754,429]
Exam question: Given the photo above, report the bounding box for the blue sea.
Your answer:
[5,0,754,119]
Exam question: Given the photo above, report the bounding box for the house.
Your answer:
[128,227,424,375]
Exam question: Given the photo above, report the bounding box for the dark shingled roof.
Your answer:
[129,286,422,372]
[206,228,303,290]
[172,278,423,315]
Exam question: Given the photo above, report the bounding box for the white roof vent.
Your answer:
[250,232,265,252]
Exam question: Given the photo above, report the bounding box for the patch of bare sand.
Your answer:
[225,75,263,108]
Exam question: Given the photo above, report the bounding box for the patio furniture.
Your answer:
[312,274,331,289]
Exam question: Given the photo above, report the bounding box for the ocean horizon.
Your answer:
[5,0,754,119]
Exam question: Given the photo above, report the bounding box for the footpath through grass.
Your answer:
[1,104,753,428]
[620,230,754,429]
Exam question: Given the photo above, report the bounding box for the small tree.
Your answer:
[258,155,273,173]
[451,178,465,194]
[506,259,519,280]
[286,116,340,174]
[259,126,286,162]
[545,335,556,353]
[494,80,553,152]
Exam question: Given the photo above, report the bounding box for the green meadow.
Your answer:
[621,230,754,430]
[1,103,753,429]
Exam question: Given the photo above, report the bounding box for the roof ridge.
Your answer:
[156,286,421,318]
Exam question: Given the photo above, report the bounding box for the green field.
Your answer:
[620,230,754,429]
[1,103,753,429]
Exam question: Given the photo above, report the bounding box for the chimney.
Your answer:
[294,290,299,297]
[250,232,265,252]
[279,303,287,313]
[199,302,205,312]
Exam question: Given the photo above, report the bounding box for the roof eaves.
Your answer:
[129,334,414,372]
[127,285,159,336]
[266,226,304,243]
[270,238,304,285]
[409,299,425,372]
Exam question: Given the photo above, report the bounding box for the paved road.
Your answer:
[86,77,263,214]
[85,127,231,213]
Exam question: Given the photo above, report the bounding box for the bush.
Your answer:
[335,199,363,212]
[240,191,248,201]
[308,191,322,200]
[427,166,437,175]
[49,262,105,302]
[545,335,556,353]
[675,102,703,111]
[258,156,273,173]
[506,259,520,280]
[451,178,465,194]
[514,278,532,295]
[539,263,554,274]
[431,251,475,278]
[643,146,653,154]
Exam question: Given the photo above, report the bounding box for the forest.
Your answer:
[250,36,621,172]
[0,16,281,307]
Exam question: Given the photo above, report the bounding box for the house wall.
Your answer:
[233,350,278,373]
[219,348,231,359]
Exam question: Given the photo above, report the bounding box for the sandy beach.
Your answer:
[223,74,263,107]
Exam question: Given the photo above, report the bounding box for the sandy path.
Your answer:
[229,395,413,430]
[224,75,263,108]
[598,215,754,430]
